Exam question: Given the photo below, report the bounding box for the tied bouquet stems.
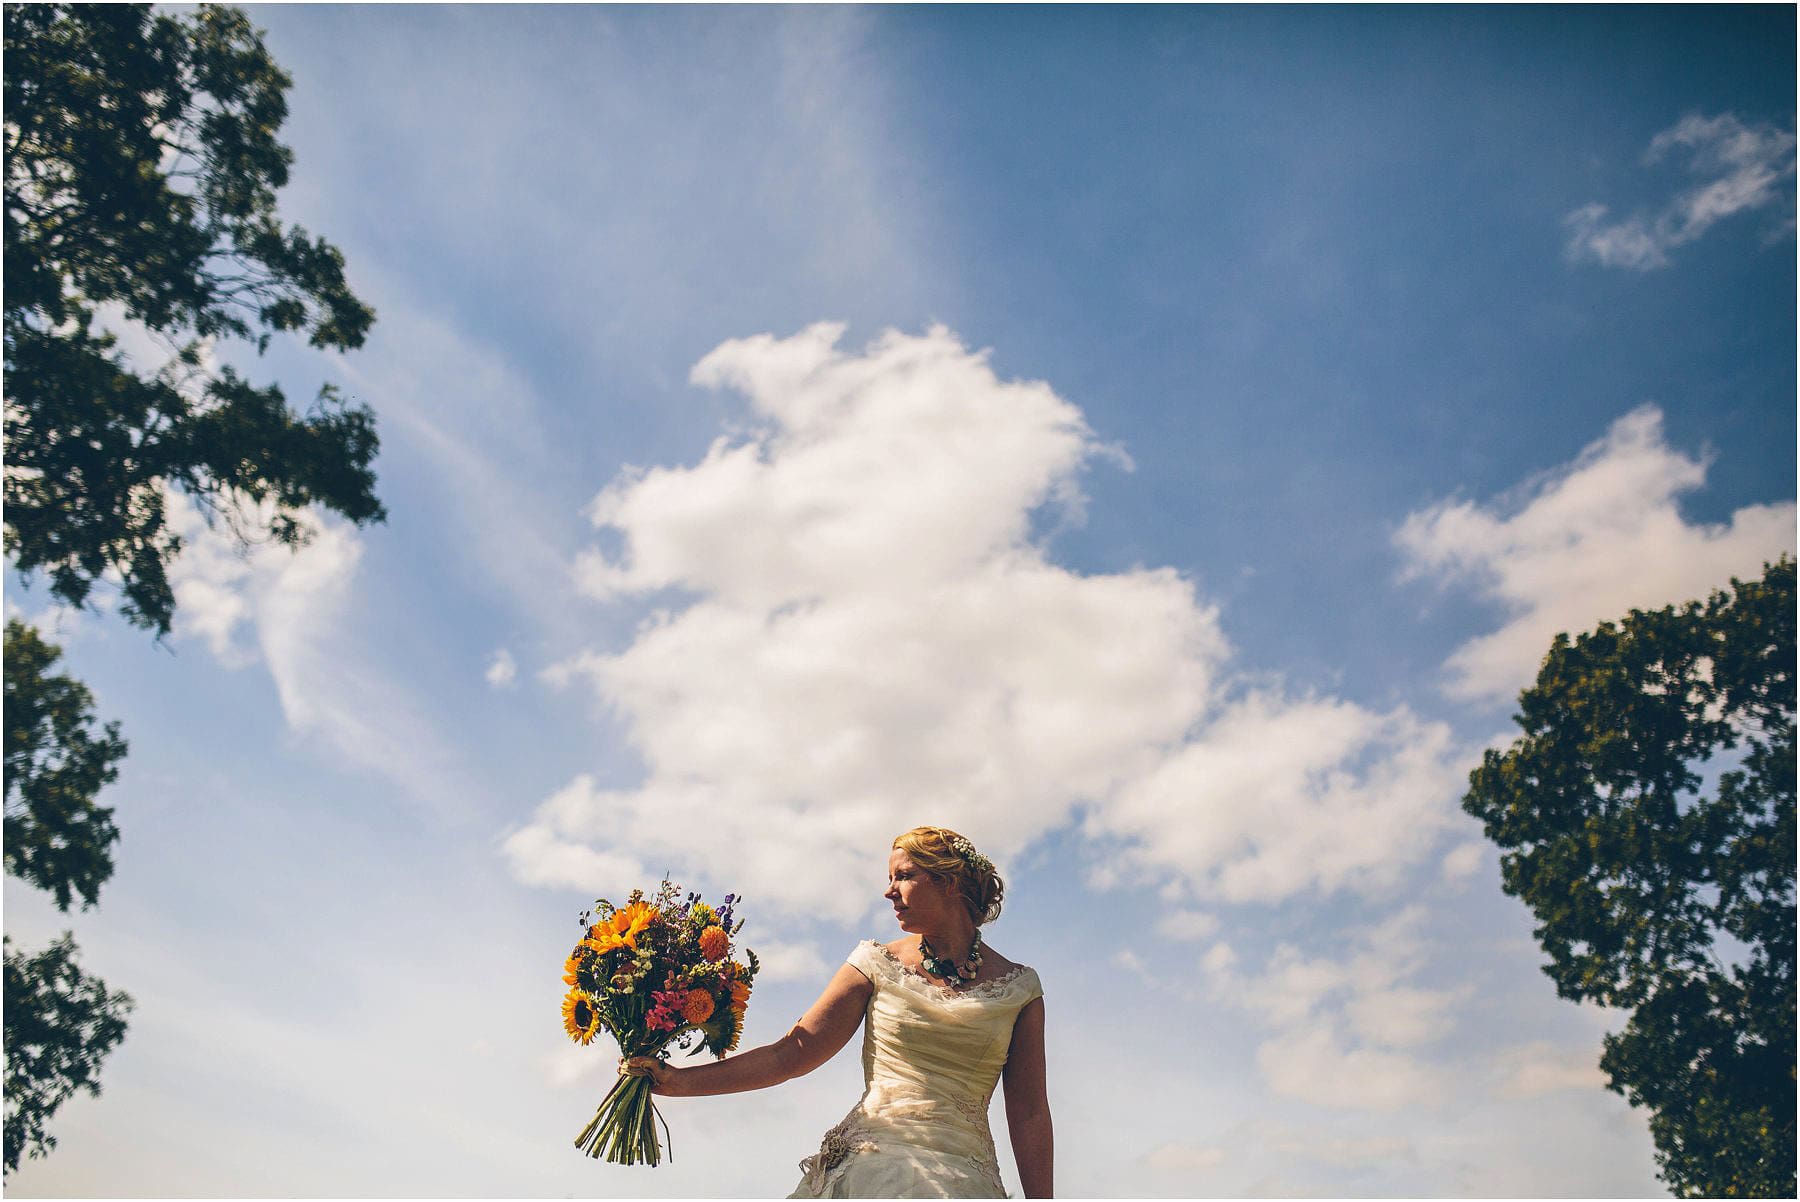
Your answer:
[562,879,759,1166]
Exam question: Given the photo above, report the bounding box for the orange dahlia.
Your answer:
[683,989,716,1024]
[562,989,603,1045]
[698,924,730,962]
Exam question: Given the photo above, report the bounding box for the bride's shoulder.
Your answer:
[980,945,1024,975]
[877,936,914,964]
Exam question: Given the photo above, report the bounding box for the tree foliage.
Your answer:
[2,619,133,1177]
[4,2,385,638]
[1464,557,1795,1198]
[3,933,134,1173]
[3,4,383,1173]
[4,619,128,912]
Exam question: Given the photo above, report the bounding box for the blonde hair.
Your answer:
[892,826,1004,926]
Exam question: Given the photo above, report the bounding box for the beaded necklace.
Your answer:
[918,927,983,985]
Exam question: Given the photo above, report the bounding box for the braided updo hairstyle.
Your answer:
[892,826,1004,926]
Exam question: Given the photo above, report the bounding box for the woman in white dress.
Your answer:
[621,826,1053,1198]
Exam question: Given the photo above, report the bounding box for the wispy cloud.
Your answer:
[1493,1040,1609,1100]
[332,285,591,651]
[1396,404,1795,703]
[1199,905,1473,1110]
[161,487,475,820]
[1565,111,1796,269]
[1145,1141,1229,1172]
[1084,691,1466,906]
[485,648,518,688]
[1155,908,1221,942]
[505,324,1470,923]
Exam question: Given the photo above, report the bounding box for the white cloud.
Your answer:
[1263,1127,1417,1169]
[751,938,833,984]
[1257,1026,1450,1110]
[1145,1141,1228,1171]
[1200,906,1472,1111]
[1439,841,1485,883]
[332,286,590,651]
[1155,908,1220,942]
[165,493,263,669]
[543,1043,603,1090]
[1085,691,1466,906]
[1565,111,1796,269]
[496,777,647,888]
[2,592,103,647]
[1397,404,1796,704]
[161,487,473,817]
[1494,1040,1609,1100]
[576,321,1119,607]
[485,648,518,688]
[510,324,1474,922]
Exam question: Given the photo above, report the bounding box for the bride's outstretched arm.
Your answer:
[1003,997,1053,1198]
[626,962,873,1097]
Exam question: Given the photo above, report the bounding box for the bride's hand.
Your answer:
[620,1056,684,1097]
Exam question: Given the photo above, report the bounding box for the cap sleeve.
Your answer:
[846,939,884,987]
[1016,966,1043,1006]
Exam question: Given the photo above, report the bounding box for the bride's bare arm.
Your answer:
[631,962,873,1097]
[1003,997,1053,1198]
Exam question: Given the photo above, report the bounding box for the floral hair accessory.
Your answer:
[949,834,992,876]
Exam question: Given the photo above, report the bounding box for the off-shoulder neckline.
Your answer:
[864,939,1033,1001]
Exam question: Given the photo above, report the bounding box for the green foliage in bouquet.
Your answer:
[560,879,759,1166]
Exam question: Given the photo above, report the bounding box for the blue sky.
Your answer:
[5,5,1794,1198]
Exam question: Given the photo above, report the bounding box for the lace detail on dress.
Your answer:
[867,940,1031,1002]
[863,1080,1007,1197]
[947,1090,987,1127]
[796,1105,879,1194]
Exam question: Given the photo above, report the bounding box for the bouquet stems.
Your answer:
[573,1068,674,1166]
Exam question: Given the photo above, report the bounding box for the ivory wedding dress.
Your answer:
[788,939,1044,1199]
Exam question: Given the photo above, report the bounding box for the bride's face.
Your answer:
[884,849,959,933]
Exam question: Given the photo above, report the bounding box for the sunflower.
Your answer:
[562,988,603,1045]
[620,900,656,942]
[588,900,659,954]
[683,989,716,1024]
[562,949,585,986]
[698,924,730,962]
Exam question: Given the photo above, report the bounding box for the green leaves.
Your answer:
[3,620,126,913]
[4,2,383,639]
[3,933,135,1173]
[3,5,379,1172]
[1465,557,1795,1197]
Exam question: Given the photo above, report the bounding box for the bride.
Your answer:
[622,825,1053,1198]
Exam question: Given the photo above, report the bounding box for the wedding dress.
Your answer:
[788,939,1044,1199]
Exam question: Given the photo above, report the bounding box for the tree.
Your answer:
[3,4,386,1172]
[4,2,386,639]
[1463,557,1795,1198]
[4,620,128,913]
[2,619,134,1174]
[3,935,133,1174]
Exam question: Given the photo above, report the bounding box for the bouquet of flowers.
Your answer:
[562,878,759,1166]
